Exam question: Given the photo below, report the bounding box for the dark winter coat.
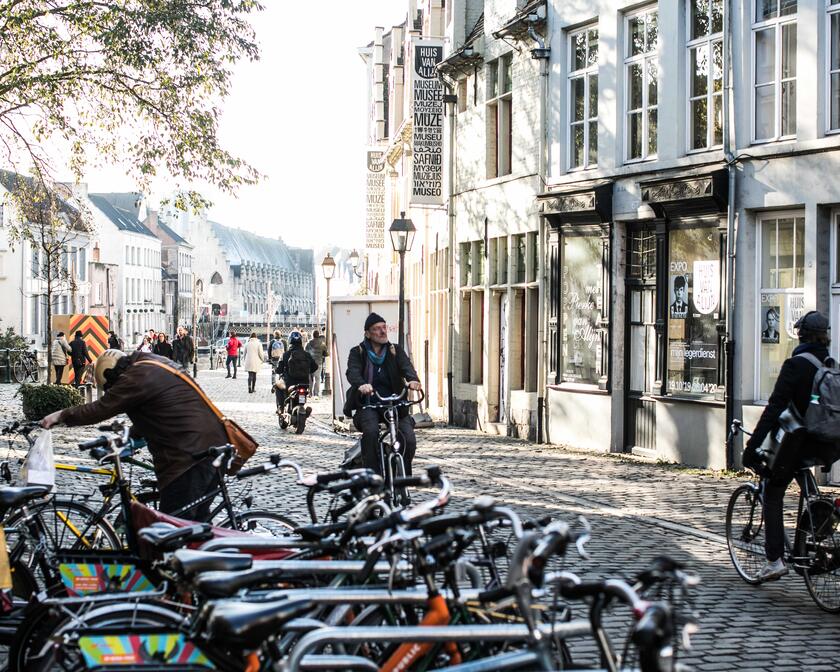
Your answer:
[276,343,317,386]
[344,340,419,417]
[172,335,194,366]
[70,336,92,366]
[153,341,173,360]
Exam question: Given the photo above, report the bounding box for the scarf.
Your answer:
[792,341,830,362]
[364,340,387,367]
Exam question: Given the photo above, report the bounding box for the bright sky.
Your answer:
[83,2,407,249]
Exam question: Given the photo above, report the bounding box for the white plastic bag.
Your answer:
[22,429,55,488]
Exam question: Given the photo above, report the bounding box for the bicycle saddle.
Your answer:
[194,566,296,598]
[137,523,213,552]
[0,486,50,514]
[293,520,348,542]
[171,549,252,578]
[207,597,312,649]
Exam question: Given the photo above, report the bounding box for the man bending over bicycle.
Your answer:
[743,311,835,582]
[345,313,422,475]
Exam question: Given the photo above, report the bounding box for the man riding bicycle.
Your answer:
[345,313,422,475]
[743,310,835,582]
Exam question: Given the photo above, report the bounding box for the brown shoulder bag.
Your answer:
[135,359,258,474]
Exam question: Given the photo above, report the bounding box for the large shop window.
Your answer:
[667,226,722,399]
[560,235,604,385]
[758,213,805,400]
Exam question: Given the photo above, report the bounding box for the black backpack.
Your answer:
[287,348,310,380]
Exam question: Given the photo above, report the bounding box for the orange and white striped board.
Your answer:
[51,314,110,384]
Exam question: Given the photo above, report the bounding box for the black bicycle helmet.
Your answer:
[794,310,830,336]
[289,330,303,346]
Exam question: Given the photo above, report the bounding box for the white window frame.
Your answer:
[754,209,806,401]
[624,6,659,163]
[686,0,724,152]
[826,0,840,133]
[751,0,798,143]
[486,53,513,178]
[568,24,599,171]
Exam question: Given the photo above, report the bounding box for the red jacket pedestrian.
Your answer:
[226,336,242,356]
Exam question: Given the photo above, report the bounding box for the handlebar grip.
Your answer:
[236,465,268,479]
[193,444,233,461]
[632,604,671,648]
[354,511,402,536]
[559,581,606,600]
[316,470,350,485]
[477,586,515,603]
[393,475,426,488]
[89,447,110,461]
[78,436,109,451]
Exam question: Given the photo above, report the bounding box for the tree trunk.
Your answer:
[45,272,52,385]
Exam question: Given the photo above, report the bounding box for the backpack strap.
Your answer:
[134,359,226,423]
[795,352,825,369]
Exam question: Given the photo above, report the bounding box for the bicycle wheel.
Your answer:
[12,358,26,384]
[725,483,766,584]
[222,510,298,537]
[796,498,840,613]
[29,360,39,382]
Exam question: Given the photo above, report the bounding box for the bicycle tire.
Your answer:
[796,498,840,613]
[725,483,766,585]
[222,510,298,537]
[12,358,26,384]
[30,360,39,382]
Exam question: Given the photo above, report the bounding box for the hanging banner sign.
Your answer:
[365,148,386,249]
[410,39,444,206]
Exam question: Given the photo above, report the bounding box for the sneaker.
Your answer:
[757,558,789,582]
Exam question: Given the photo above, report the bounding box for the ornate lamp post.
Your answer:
[389,212,415,350]
[321,252,336,395]
[192,277,203,376]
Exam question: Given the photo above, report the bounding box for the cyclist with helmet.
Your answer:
[274,330,317,412]
[39,348,227,521]
[743,310,834,581]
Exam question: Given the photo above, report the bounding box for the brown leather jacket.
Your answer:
[60,352,228,489]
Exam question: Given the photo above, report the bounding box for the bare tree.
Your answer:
[2,168,92,382]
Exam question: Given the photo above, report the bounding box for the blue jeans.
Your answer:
[225,355,238,377]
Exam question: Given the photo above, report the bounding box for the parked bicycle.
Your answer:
[12,349,39,383]
[726,419,840,612]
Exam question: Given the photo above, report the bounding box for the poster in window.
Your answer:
[669,274,689,320]
[692,260,719,315]
[785,293,806,338]
[761,305,781,344]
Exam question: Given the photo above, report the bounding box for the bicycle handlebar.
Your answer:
[361,386,426,410]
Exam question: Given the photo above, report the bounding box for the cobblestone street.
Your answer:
[2,369,838,670]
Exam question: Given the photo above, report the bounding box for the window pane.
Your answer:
[501,54,512,94]
[712,40,724,92]
[777,218,795,286]
[648,58,658,105]
[629,15,646,56]
[646,12,658,51]
[755,28,775,85]
[692,98,708,149]
[831,73,840,130]
[571,77,585,121]
[781,23,796,79]
[794,217,805,287]
[589,73,598,116]
[488,63,498,98]
[756,0,779,22]
[629,63,643,109]
[781,80,796,136]
[589,120,598,164]
[572,123,584,167]
[711,0,724,33]
[712,94,723,145]
[574,32,587,70]
[691,0,710,40]
[691,45,709,97]
[755,84,775,138]
[779,0,796,16]
[561,235,603,385]
[587,29,599,65]
[667,227,721,399]
[628,111,643,158]
[648,108,658,155]
[759,290,802,399]
[832,14,840,71]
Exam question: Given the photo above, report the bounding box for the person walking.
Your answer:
[40,349,231,522]
[269,329,285,392]
[107,330,121,350]
[153,333,173,360]
[69,331,92,387]
[305,330,328,398]
[225,331,242,379]
[172,326,195,371]
[50,331,71,384]
[244,332,265,394]
[138,336,153,353]
[345,313,422,476]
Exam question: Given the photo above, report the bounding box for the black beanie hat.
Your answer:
[365,312,386,331]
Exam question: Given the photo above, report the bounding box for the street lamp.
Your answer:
[193,277,203,377]
[349,249,362,278]
[389,212,415,350]
[321,252,336,395]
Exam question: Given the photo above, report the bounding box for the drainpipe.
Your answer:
[529,19,550,443]
[440,72,458,426]
[723,0,738,469]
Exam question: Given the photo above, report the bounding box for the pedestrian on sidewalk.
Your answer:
[107,330,122,350]
[40,349,228,522]
[305,330,328,398]
[153,333,173,360]
[244,331,264,394]
[225,331,242,379]
[50,331,71,384]
[69,331,92,387]
[269,329,285,392]
[138,336,153,353]
[172,326,195,371]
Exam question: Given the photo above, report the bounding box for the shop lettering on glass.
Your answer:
[667,341,718,395]
[692,260,720,316]
[785,293,806,338]
[411,42,444,205]
[365,149,386,249]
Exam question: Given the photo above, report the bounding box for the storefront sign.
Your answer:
[410,39,444,206]
[692,260,719,315]
[365,148,386,249]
